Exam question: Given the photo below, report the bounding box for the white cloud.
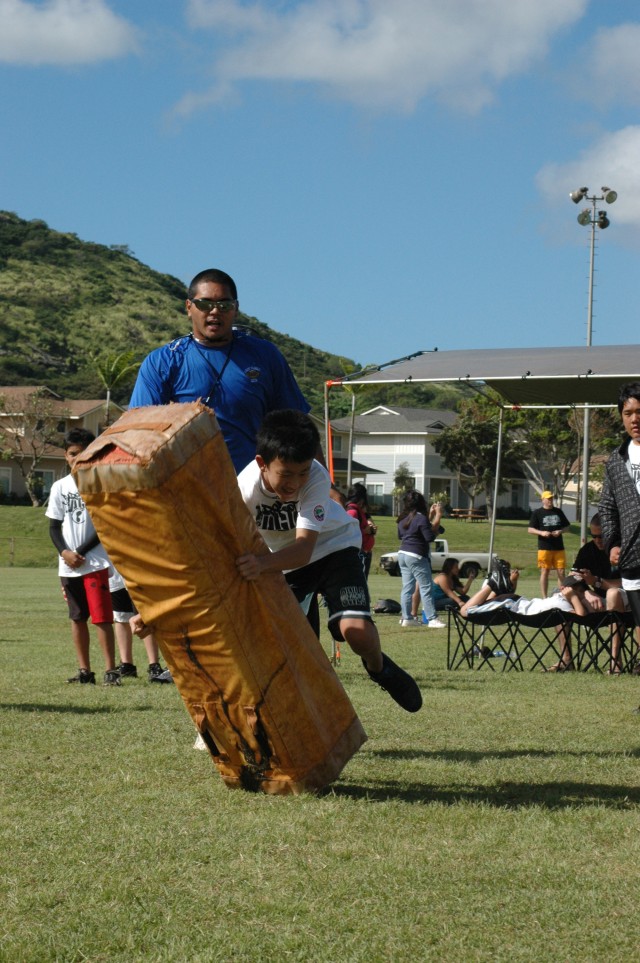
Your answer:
[0,0,138,65]
[536,127,640,228]
[579,23,640,106]
[181,0,588,113]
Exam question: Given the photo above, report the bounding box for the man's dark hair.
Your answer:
[590,512,601,528]
[617,382,640,413]
[188,269,237,300]
[256,409,319,464]
[63,428,95,451]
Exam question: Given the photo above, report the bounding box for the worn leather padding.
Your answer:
[73,402,366,794]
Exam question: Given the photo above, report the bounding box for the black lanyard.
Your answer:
[191,335,235,405]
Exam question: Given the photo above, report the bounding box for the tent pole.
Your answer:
[323,382,334,481]
[488,407,504,561]
[580,407,591,544]
[347,391,356,488]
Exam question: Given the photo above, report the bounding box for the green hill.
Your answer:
[0,211,355,414]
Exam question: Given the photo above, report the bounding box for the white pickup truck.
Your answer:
[379,539,492,580]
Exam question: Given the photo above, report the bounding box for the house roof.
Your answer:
[0,386,122,419]
[339,344,640,407]
[331,457,385,475]
[331,406,457,434]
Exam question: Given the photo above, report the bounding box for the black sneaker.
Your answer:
[487,575,500,594]
[68,668,96,684]
[148,663,173,683]
[103,669,122,687]
[117,662,138,678]
[362,653,422,713]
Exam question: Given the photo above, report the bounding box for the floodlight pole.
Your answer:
[580,196,596,545]
[570,185,616,544]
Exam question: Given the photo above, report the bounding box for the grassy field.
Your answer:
[0,505,583,574]
[2,565,639,962]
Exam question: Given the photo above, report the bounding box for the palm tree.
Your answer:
[91,350,140,426]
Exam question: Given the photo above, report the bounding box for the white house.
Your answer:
[329,405,531,515]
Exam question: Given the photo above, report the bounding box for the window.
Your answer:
[32,470,55,500]
[367,483,384,498]
[0,467,11,496]
[332,435,343,453]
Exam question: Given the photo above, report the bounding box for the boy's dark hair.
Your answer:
[618,382,640,413]
[188,268,237,300]
[64,428,95,451]
[347,482,369,507]
[256,409,319,464]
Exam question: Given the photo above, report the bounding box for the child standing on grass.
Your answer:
[235,409,422,713]
[46,428,120,687]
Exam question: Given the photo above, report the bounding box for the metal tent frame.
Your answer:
[324,343,640,550]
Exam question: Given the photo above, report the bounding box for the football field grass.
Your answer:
[2,566,640,962]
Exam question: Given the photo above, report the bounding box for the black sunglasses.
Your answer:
[190,298,237,313]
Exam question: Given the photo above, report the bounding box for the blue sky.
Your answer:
[2,0,640,367]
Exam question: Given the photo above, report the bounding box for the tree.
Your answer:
[0,388,67,506]
[392,461,415,515]
[432,392,521,521]
[510,409,579,503]
[91,350,140,425]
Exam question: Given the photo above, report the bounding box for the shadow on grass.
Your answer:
[0,702,154,715]
[371,747,640,761]
[325,779,640,808]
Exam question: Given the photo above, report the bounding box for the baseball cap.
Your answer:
[541,490,553,499]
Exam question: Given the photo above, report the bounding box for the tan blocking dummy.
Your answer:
[74,402,366,795]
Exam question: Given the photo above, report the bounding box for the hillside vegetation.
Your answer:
[0,211,356,414]
[0,211,467,415]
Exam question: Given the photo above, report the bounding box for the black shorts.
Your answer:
[285,547,372,642]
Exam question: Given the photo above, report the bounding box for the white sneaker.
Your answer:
[426,618,446,629]
[400,618,423,627]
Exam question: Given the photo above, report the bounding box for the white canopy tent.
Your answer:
[325,344,640,554]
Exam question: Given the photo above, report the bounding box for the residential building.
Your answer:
[329,405,531,515]
[0,386,122,502]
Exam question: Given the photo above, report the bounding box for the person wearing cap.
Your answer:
[528,490,571,597]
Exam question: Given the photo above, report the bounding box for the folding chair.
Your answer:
[447,607,518,671]
[507,608,571,672]
[571,611,618,673]
[612,612,640,673]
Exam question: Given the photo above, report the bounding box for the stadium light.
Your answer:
[569,185,617,543]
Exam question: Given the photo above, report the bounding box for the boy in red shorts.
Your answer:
[46,428,120,686]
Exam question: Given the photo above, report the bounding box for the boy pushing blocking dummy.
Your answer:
[236,409,422,713]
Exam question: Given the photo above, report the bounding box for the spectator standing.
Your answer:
[528,490,570,597]
[110,569,172,683]
[600,383,640,682]
[396,491,446,629]
[46,429,120,686]
[345,483,377,579]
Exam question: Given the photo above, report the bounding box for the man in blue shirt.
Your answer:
[129,268,311,474]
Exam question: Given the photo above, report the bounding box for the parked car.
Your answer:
[379,539,492,579]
